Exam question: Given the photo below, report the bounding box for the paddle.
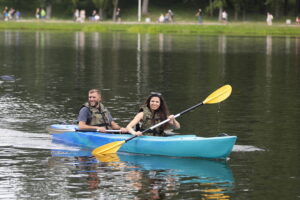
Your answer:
[76,129,122,133]
[92,84,232,156]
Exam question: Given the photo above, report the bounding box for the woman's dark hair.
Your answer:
[144,93,170,128]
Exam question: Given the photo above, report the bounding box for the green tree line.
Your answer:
[1,0,300,20]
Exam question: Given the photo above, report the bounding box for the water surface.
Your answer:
[1,31,300,199]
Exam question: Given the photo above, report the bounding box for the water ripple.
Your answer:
[232,145,265,152]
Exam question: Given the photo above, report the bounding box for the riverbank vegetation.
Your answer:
[1,20,300,37]
[1,0,300,22]
[1,0,300,36]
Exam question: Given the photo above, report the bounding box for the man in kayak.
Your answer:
[126,92,180,136]
[78,89,127,133]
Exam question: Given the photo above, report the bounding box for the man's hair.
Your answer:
[88,89,101,96]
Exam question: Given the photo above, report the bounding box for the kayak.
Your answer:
[47,124,78,133]
[49,124,237,159]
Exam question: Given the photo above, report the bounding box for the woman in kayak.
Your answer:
[126,92,180,136]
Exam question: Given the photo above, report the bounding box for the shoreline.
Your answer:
[1,19,300,36]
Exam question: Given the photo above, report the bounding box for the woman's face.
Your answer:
[149,96,161,111]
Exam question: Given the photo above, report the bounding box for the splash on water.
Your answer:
[232,145,265,152]
[0,128,79,151]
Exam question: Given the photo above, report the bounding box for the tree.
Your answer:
[206,0,226,21]
[297,0,300,15]
[112,0,118,21]
[142,0,149,15]
[69,0,79,8]
[37,0,57,18]
[265,0,286,17]
[92,0,110,19]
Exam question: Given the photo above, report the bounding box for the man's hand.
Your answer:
[96,127,107,132]
[120,127,128,133]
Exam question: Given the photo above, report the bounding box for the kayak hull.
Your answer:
[50,125,236,159]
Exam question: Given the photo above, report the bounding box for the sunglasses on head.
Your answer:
[150,92,162,96]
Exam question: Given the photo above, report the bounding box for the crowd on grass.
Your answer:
[1,6,300,26]
[2,6,21,21]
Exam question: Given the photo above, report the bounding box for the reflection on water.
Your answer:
[50,150,234,199]
[266,35,272,83]
[218,35,227,54]
[296,37,300,55]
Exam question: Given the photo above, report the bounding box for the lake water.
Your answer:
[0,31,300,199]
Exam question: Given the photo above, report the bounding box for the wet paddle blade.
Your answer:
[94,153,121,162]
[92,141,125,156]
[203,85,232,104]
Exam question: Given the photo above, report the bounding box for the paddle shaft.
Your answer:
[76,129,121,133]
[125,102,204,143]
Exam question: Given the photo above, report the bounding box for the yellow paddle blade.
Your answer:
[94,153,120,162]
[203,85,232,104]
[92,140,125,156]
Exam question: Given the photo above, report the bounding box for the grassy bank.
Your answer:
[1,20,300,36]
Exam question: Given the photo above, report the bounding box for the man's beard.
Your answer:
[89,101,99,107]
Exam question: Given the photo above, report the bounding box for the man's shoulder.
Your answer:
[78,106,91,121]
[79,106,90,113]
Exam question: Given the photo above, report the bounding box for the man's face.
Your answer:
[88,92,101,107]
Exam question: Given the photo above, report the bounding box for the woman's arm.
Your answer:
[126,112,144,136]
[111,121,128,133]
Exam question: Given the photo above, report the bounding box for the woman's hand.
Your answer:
[134,131,143,136]
[168,114,180,129]
[168,115,176,124]
[133,131,143,136]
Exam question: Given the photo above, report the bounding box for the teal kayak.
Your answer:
[50,124,237,159]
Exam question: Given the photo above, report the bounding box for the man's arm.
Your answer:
[111,121,128,133]
[78,121,106,132]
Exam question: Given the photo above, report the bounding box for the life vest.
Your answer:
[138,106,165,136]
[82,102,112,129]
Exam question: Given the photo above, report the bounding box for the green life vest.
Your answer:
[139,106,165,136]
[82,102,112,129]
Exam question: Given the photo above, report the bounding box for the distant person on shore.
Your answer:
[3,7,9,21]
[74,9,79,21]
[35,8,40,19]
[78,89,127,133]
[167,9,174,22]
[40,8,46,19]
[158,14,165,23]
[15,10,21,20]
[115,8,121,22]
[296,16,300,24]
[266,12,273,26]
[90,10,100,21]
[195,8,203,24]
[8,8,15,20]
[79,9,86,23]
[221,10,228,24]
[164,12,171,22]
